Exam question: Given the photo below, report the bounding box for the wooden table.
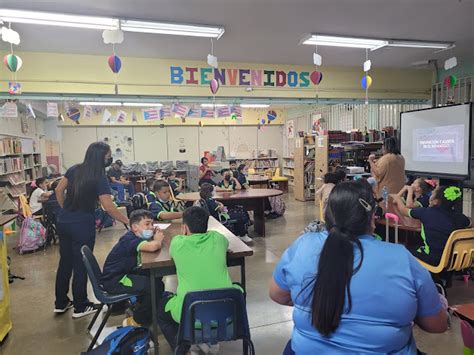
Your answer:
[376,203,421,245]
[247,175,269,188]
[178,189,283,237]
[451,303,474,325]
[141,217,253,354]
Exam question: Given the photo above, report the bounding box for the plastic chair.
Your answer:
[80,246,139,351]
[271,168,288,182]
[175,288,255,355]
[460,320,474,354]
[416,228,474,274]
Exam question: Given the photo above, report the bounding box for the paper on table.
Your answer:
[153,223,171,230]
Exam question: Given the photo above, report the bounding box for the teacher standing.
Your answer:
[368,136,405,199]
[54,142,129,318]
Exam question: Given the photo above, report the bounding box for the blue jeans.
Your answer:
[110,181,135,201]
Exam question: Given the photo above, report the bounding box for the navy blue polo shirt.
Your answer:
[58,165,111,223]
[168,180,180,196]
[101,231,146,285]
[409,206,470,257]
[415,194,430,208]
[203,197,220,220]
[218,179,237,191]
[146,191,157,205]
[149,199,175,220]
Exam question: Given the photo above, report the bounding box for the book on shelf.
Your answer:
[0,137,22,156]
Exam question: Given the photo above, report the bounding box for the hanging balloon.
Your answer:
[267,110,277,121]
[210,79,219,95]
[310,71,323,85]
[443,75,457,89]
[4,54,23,72]
[66,107,81,125]
[108,55,122,73]
[361,75,373,89]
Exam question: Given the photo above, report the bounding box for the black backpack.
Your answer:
[127,193,148,217]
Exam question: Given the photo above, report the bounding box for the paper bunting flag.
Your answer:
[67,107,81,124]
[172,103,190,117]
[217,106,231,117]
[142,108,160,121]
[102,109,112,124]
[83,105,93,119]
[117,110,127,123]
[188,108,201,118]
[132,112,138,123]
[201,109,215,118]
[231,106,242,117]
[26,104,36,119]
[47,102,59,118]
[2,102,18,118]
[160,106,171,118]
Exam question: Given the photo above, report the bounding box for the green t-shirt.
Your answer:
[165,230,238,323]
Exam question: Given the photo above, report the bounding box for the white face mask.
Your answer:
[139,229,154,240]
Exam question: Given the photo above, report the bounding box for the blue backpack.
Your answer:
[81,326,151,355]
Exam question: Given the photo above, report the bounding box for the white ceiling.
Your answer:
[1,0,473,68]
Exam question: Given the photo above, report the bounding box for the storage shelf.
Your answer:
[0,170,22,177]
[283,157,294,160]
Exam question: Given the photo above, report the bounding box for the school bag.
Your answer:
[268,196,286,216]
[81,326,151,355]
[95,208,115,231]
[18,216,46,254]
[127,193,148,216]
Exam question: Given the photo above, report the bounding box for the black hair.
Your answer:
[220,168,230,175]
[129,209,154,225]
[183,206,209,234]
[162,170,176,179]
[153,179,170,193]
[200,183,214,199]
[416,178,434,195]
[323,172,339,184]
[145,177,156,190]
[311,180,375,336]
[50,179,60,191]
[383,136,400,155]
[432,186,461,211]
[229,160,237,166]
[65,142,111,212]
[115,160,123,167]
[335,169,346,183]
[237,164,246,172]
[201,157,208,164]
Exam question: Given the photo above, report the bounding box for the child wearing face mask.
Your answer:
[217,168,242,192]
[101,209,165,325]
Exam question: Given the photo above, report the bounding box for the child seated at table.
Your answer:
[162,170,183,197]
[101,209,165,325]
[235,164,250,189]
[145,178,157,205]
[315,172,340,211]
[156,206,241,351]
[198,183,252,244]
[149,180,183,221]
[391,186,470,266]
[216,169,242,192]
[396,178,434,208]
[29,177,54,216]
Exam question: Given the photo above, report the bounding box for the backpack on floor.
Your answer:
[226,205,251,237]
[269,196,286,216]
[18,216,46,254]
[95,208,115,231]
[81,326,151,355]
[127,193,148,216]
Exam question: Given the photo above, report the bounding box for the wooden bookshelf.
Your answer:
[282,157,295,186]
[294,137,316,202]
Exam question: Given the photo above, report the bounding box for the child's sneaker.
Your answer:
[238,234,253,244]
[54,300,73,314]
[72,303,100,319]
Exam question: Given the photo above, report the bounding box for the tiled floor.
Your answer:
[1,195,471,354]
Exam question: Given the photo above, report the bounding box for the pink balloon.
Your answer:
[210,79,219,95]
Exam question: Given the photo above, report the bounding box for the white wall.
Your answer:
[60,125,283,168]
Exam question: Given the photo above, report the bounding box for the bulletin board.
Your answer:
[199,126,229,158]
[97,127,134,163]
[166,126,200,163]
[133,127,168,163]
[61,127,98,168]
[229,126,258,158]
[258,125,283,157]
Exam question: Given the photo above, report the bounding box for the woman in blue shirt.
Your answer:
[54,142,130,318]
[270,180,447,354]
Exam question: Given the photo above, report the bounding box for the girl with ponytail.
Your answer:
[270,180,447,354]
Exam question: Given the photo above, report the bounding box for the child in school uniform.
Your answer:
[196,183,228,221]
[145,177,157,205]
[101,209,165,325]
[392,186,471,267]
[157,206,241,352]
[29,177,54,215]
[216,169,242,192]
[396,178,434,208]
[235,164,250,189]
[162,170,183,197]
[149,180,183,221]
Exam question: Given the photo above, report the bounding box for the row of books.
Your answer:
[0,137,22,156]
[0,157,22,175]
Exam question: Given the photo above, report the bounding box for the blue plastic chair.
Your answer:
[175,288,255,355]
[81,246,139,351]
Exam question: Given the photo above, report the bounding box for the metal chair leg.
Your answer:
[87,303,104,331]
[87,305,112,351]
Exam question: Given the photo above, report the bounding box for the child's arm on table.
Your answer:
[140,229,165,252]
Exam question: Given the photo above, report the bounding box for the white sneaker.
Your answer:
[197,343,220,354]
[54,300,73,314]
[239,234,253,244]
[72,304,99,319]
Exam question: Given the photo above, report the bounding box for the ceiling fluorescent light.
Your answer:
[0,9,118,30]
[240,104,269,108]
[201,104,227,108]
[120,20,225,39]
[79,102,122,106]
[388,40,453,49]
[123,103,162,107]
[302,34,387,49]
